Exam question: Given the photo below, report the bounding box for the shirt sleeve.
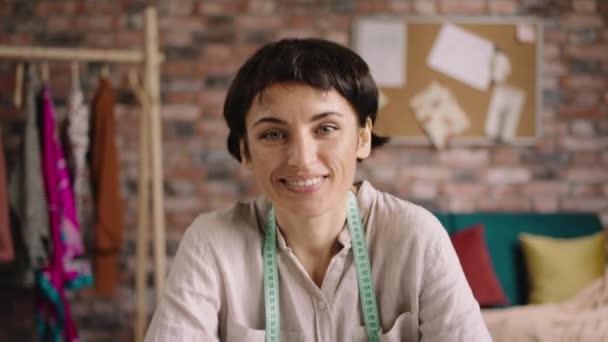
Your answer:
[418,216,493,342]
[145,220,221,341]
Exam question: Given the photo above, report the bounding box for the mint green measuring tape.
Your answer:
[263,191,380,342]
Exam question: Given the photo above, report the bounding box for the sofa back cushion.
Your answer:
[433,212,603,306]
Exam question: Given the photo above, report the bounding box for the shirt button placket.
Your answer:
[315,297,332,342]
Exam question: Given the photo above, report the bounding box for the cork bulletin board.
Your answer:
[353,16,543,145]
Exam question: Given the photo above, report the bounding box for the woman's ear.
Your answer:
[356,118,372,159]
[240,140,253,168]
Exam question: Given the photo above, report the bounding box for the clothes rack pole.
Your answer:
[0,6,165,342]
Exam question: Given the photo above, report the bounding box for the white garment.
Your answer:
[145,181,491,341]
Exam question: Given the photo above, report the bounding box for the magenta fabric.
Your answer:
[38,85,92,341]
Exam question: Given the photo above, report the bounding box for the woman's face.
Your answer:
[241,83,371,218]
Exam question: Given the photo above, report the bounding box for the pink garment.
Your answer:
[38,85,92,342]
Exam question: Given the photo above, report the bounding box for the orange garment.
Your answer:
[0,135,15,263]
[90,77,124,296]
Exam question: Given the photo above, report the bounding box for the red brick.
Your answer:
[558,105,607,118]
[413,0,437,14]
[486,167,532,184]
[560,75,607,90]
[167,1,195,16]
[544,29,568,44]
[560,14,604,29]
[164,60,205,77]
[542,76,559,89]
[571,91,601,107]
[165,195,203,212]
[438,149,489,167]
[543,43,561,60]
[521,182,569,196]
[492,147,520,164]
[117,31,143,48]
[388,0,412,13]
[565,45,608,61]
[543,60,568,76]
[248,0,277,15]
[439,0,486,14]
[561,198,608,212]
[572,0,597,13]
[236,15,283,31]
[563,167,608,183]
[572,183,603,197]
[488,0,517,14]
[559,136,608,151]
[162,104,201,120]
[476,198,532,211]
[533,197,560,212]
[159,16,204,31]
[445,198,476,212]
[162,30,193,47]
[48,17,71,31]
[399,167,449,182]
[411,180,438,199]
[165,92,200,104]
[195,119,229,137]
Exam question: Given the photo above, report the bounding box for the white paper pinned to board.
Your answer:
[354,19,406,87]
[427,24,494,91]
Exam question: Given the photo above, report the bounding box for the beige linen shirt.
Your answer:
[145,181,491,341]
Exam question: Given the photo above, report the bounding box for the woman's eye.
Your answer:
[262,131,285,141]
[317,125,337,135]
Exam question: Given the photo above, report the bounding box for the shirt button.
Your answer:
[318,300,327,311]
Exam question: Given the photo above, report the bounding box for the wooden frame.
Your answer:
[0,7,165,342]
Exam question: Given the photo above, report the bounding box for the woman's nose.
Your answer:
[286,134,316,168]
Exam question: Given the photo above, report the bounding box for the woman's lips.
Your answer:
[280,175,328,193]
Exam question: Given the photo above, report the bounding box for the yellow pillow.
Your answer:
[520,231,606,304]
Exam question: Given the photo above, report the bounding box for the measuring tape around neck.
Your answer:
[263,191,380,342]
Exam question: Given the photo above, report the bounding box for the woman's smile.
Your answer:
[279,175,329,194]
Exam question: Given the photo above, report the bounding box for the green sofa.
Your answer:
[433,212,604,306]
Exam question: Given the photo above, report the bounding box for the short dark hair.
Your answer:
[223,38,390,162]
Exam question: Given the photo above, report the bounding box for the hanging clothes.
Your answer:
[8,65,50,283]
[37,84,92,342]
[90,77,124,297]
[0,133,15,263]
[66,78,95,248]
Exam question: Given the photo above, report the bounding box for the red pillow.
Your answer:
[450,224,509,307]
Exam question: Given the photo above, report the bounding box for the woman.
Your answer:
[145,38,490,341]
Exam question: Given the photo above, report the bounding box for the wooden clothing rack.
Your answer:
[0,6,165,342]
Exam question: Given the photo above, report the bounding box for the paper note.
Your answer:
[355,19,406,87]
[427,24,494,91]
[485,85,526,142]
[410,82,470,149]
[516,24,536,43]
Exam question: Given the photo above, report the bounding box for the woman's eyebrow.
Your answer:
[253,112,343,127]
[310,112,343,122]
[253,116,285,127]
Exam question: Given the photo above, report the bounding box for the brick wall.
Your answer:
[0,0,607,340]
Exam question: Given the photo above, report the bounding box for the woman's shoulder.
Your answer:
[361,181,447,245]
[182,199,264,247]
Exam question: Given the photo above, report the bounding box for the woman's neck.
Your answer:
[274,198,348,287]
